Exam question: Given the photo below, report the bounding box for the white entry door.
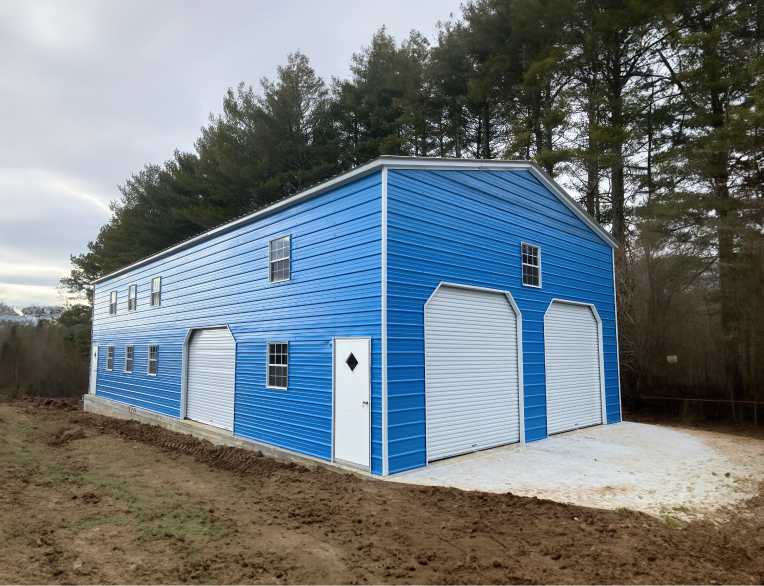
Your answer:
[186,328,236,431]
[89,345,98,395]
[334,338,371,469]
[544,301,604,434]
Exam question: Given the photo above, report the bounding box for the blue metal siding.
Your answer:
[386,169,620,474]
[92,172,383,474]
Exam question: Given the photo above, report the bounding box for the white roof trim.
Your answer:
[93,156,617,284]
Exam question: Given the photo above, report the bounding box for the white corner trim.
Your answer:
[331,338,335,463]
[381,167,389,476]
[612,248,622,422]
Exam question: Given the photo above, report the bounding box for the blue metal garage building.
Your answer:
[88,156,621,476]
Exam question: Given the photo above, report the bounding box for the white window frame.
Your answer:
[148,345,158,376]
[521,242,542,288]
[109,291,117,315]
[266,342,289,389]
[128,284,137,311]
[106,346,114,371]
[125,346,133,373]
[151,277,161,307]
[268,235,291,284]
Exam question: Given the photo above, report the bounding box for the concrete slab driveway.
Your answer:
[390,422,764,518]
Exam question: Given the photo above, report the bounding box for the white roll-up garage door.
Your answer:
[544,302,603,435]
[186,327,236,431]
[425,286,521,462]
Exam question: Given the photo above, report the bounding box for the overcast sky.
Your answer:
[0,0,462,307]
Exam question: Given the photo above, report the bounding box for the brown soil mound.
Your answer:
[45,427,87,447]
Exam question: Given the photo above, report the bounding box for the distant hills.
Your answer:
[0,302,65,325]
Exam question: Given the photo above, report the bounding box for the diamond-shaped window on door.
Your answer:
[346,352,359,372]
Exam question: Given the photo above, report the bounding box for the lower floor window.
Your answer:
[106,346,114,371]
[148,345,158,375]
[125,346,133,373]
[267,342,288,389]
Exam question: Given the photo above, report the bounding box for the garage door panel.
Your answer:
[428,434,517,458]
[428,429,519,448]
[547,403,601,413]
[186,328,236,431]
[425,286,521,462]
[427,420,520,439]
[426,370,519,380]
[544,302,602,435]
[428,407,520,420]
[426,383,520,396]
[545,354,599,361]
[428,417,520,434]
[428,401,520,416]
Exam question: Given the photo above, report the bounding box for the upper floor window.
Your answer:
[128,284,137,311]
[267,342,288,389]
[522,243,541,287]
[269,236,290,283]
[109,291,117,315]
[125,346,133,372]
[148,345,158,375]
[106,346,114,371]
[151,277,161,306]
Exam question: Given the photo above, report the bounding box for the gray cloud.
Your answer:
[0,0,461,306]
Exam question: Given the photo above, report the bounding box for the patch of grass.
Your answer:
[81,471,140,503]
[0,414,82,486]
[658,506,690,529]
[661,514,688,529]
[54,473,231,546]
[56,491,230,548]
[1,407,234,551]
[615,507,646,518]
[134,498,231,543]
[1,528,23,547]
[60,512,132,531]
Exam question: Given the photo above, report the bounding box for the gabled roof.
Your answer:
[93,156,618,284]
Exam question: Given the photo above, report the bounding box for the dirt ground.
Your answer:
[1,397,763,585]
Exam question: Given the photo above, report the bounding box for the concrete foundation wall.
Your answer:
[83,395,369,478]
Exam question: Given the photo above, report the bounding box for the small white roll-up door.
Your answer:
[186,328,236,431]
[425,286,521,462]
[544,302,603,435]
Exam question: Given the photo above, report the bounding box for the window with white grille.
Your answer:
[125,346,133,372]
[107,346,114,371]
[109,291,117,315]
[151,277,161,306]
[522,243,541,287]
[148,345,158,375]
[269,236,290,283]
[128,284,137,311]
[267,342,288,389]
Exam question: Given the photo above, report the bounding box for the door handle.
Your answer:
[362,401,369,406]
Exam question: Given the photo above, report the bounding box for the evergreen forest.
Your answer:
[60,0,764,419]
